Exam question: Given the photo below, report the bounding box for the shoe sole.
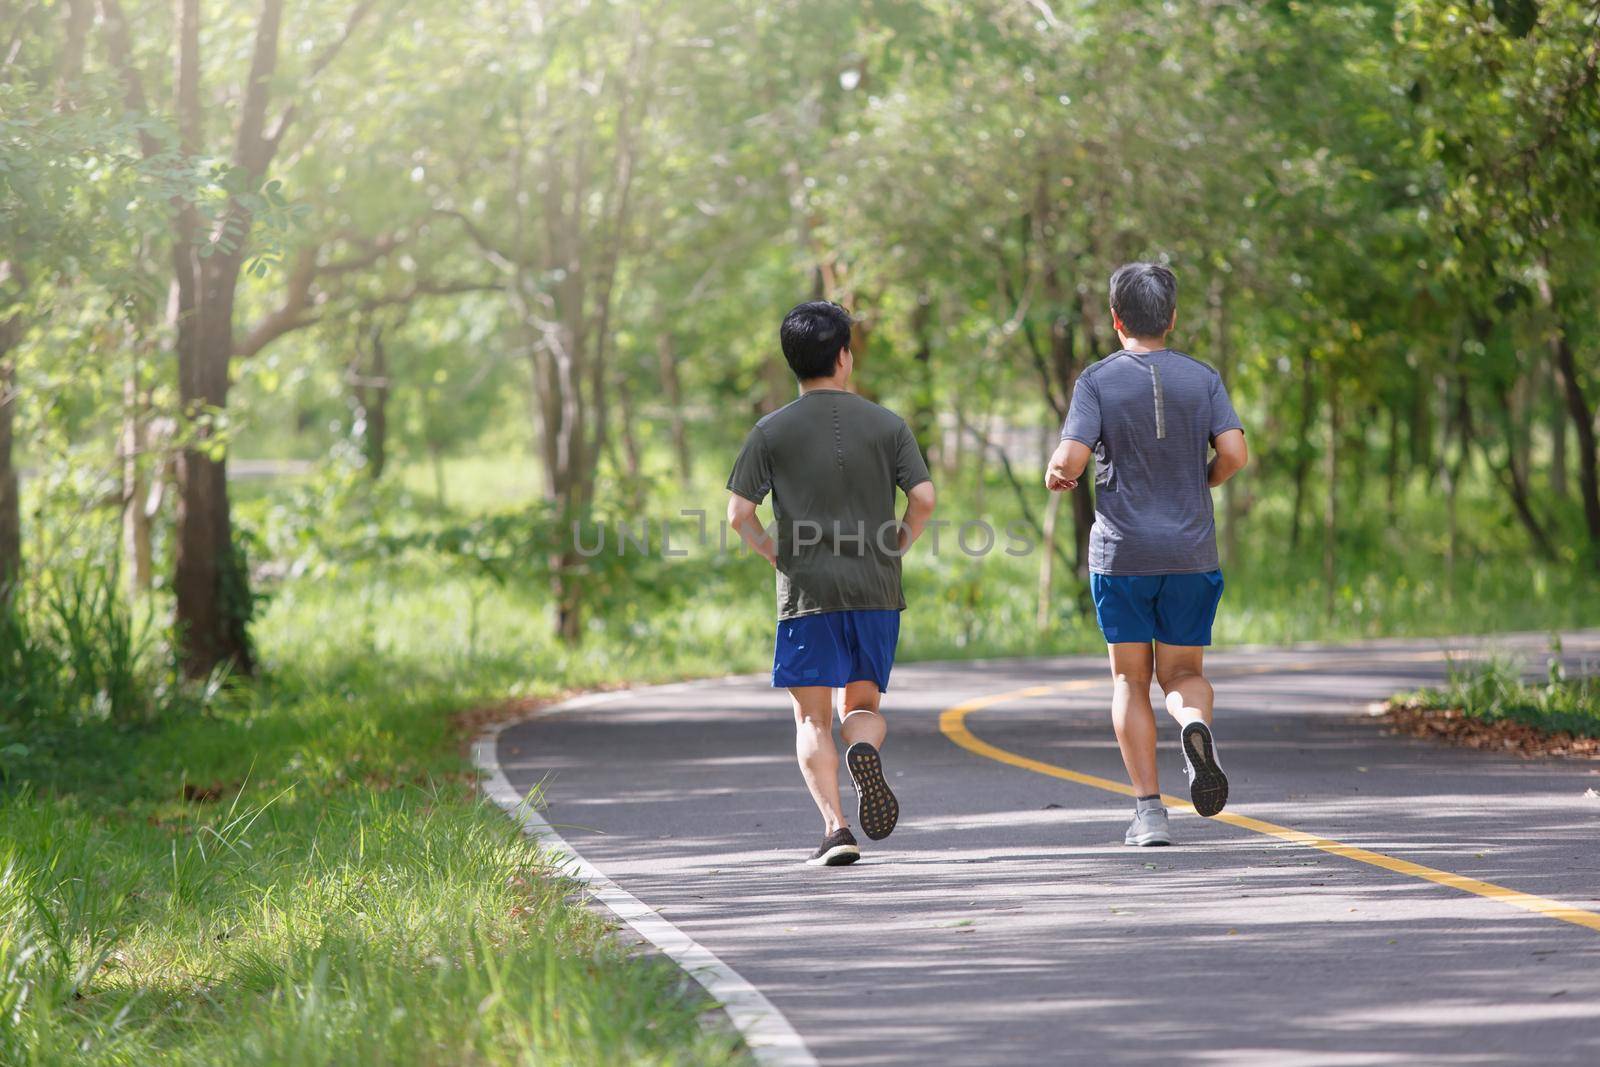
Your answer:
[1182,721,1229,817]
[806,844,861,867]
[1124,834,1172,847]
[845,742,899,841]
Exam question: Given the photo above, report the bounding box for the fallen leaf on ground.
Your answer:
[1380,702,1600,760]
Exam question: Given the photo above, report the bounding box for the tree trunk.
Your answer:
[1551,325,1600,562]
[1070,475,1094,582]
[1410,377,1433,486]
[1037,488,1061,632]
[1210,278,1238,568]
[1489,376,1556,559]
[947,388,964,482]
[121,353,153,595]
[846,295,878,402]
[1552,381,1569,498]
[1444,445,1459,602]
[760,351,792,415]
[170,0,288,677]
[909,294,936,458]
[656,333,691,485]
[174,251,254,676]
[1385,403,1400,524]
[0,289,22,594]
[1323,369,1338,621]
[1289,357,1315,551]
[520,285,594,645]
[1513,363,1534,492]
[357,323,389,479]
[1441,372,1472,601]
[615,370,644,506]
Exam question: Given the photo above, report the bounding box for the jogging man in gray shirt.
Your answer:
[1044,263,1248,846]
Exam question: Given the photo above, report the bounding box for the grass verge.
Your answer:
[1386,654,1600,757]
[2,649,749,1066]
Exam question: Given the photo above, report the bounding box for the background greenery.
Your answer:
[3,0,1599,1062]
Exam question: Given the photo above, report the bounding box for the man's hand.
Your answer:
[1045,438,1090,492]
[1045,469,1078,492]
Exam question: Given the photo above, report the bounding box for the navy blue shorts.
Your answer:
[1090,571,1225,646]
[772,609,900,692]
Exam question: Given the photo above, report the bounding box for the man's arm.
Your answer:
[1207,428,1248,487]
[727,493,777,567]
[898,479,936,553]
[1045,439,1092,491]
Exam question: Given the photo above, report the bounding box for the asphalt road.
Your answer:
[494,632,1600,1066]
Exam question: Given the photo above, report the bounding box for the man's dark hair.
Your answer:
[779,301,852,380]
[1108,262,1178,338]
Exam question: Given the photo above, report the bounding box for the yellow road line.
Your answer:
[938,656,1600,935]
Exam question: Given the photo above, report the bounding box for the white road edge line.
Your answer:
[473,719,818,1067]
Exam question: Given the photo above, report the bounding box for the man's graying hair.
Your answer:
[1108,262,1178,338]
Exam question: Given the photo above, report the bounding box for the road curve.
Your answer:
[491,631,1600,1066]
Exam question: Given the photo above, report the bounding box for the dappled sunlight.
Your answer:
[497,639,1600,1061]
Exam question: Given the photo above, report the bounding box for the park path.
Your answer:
[488,631,1600,1066]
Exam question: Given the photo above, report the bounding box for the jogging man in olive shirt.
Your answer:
[727,301,937,866]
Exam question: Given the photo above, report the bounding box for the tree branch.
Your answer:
[235,273,502,358]
[262,0,380,155]
[432,208,521,271]
[234,244,320,358]
[97,0,161,157]
[235,0,285,174]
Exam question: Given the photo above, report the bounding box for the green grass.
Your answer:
[2,614,748,1064]
[1399,654,1600,738]
[392,455,545,512]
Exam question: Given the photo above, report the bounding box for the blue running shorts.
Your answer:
[1089,571,1225,646]
[773,609,901,692]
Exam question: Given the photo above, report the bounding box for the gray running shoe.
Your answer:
[1123,800,1172,846]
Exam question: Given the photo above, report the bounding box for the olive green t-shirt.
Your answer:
[727,389,932,620]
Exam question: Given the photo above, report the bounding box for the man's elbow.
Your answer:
[1216,431,1247,475]
[727,495,755,527]
[1229,442,1249,475]
[909,480,936,515]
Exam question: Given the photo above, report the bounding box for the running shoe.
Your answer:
[806,827,861,866]
[1124,802,1172,846]
[845,741,899,841]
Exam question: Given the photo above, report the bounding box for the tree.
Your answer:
[100,0,378,675]
[424,0,682,641]
[1402,0,1600,565]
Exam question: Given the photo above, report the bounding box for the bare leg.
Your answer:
[1154,642,1213,727]
[1156,641,1229,815]
[1108,642,1159,796]
[790,686,846,834]
[838,679,886,749]
[838,679,898,840]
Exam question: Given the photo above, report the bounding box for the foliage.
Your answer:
[0,564,187,755]
[1401,650,1600,738]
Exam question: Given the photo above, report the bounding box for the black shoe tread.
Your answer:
[1182,722,1229,817]
[845,742,899,841]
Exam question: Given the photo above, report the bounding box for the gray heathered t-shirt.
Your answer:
[728,389,932,620]
[1061,349,1244,576]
